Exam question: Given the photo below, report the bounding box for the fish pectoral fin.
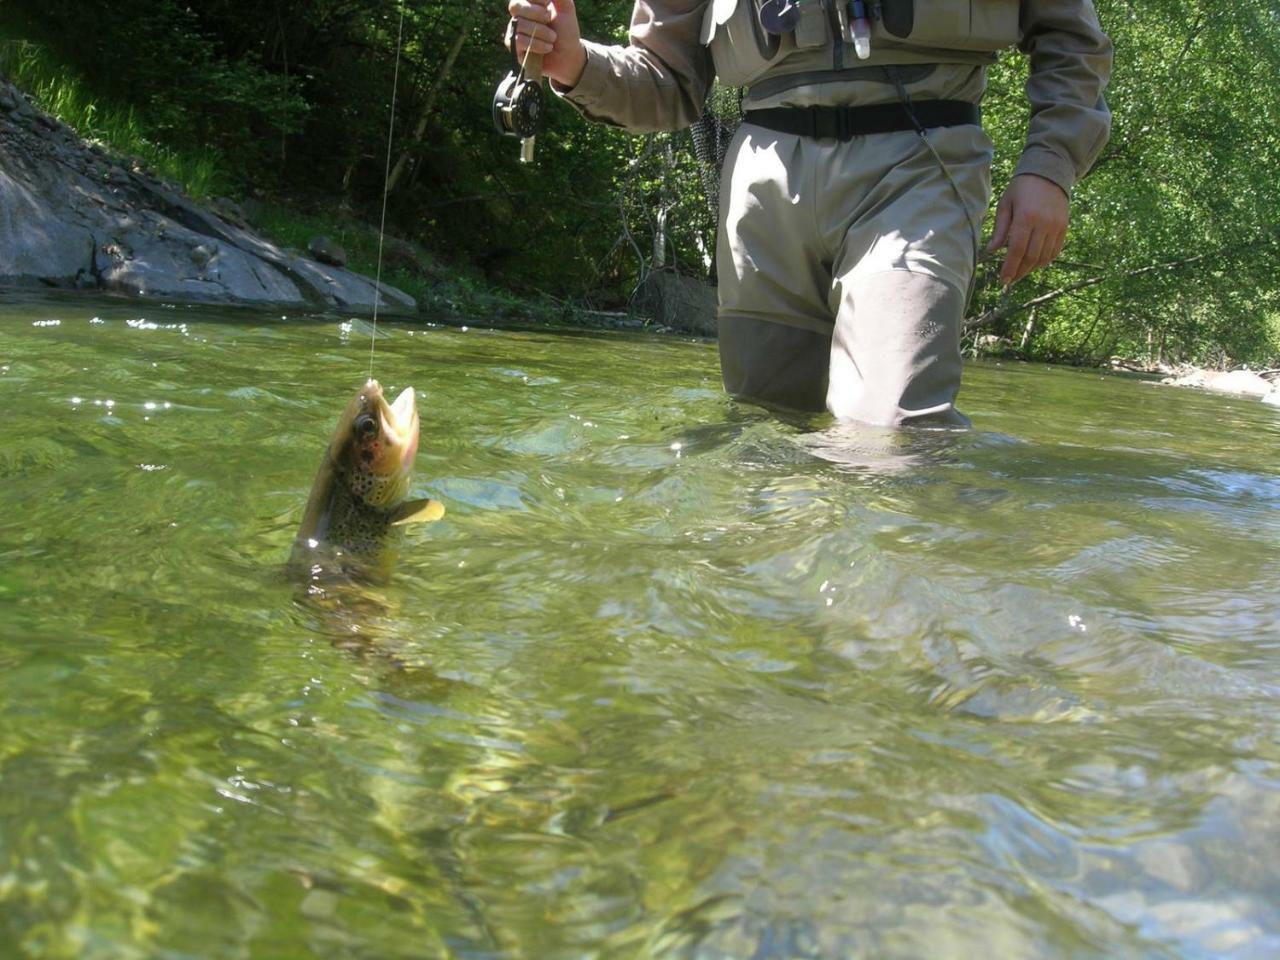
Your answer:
[389,498,446,525]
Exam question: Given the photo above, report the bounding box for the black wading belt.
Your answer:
[743,99,979,140]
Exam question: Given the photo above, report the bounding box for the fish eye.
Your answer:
[354,414,378,440]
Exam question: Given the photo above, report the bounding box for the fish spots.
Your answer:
[341,459,399,513]
[349,468,375,499]
[323,474,395,556]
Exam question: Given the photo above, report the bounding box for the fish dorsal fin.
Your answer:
[389,498,445,525]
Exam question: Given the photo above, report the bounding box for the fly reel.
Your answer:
[492,71,544,141]
[493,25,546,163]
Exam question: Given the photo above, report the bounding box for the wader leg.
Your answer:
[826,270,968,426]
[715,125,834,413]
[718,314,830,412]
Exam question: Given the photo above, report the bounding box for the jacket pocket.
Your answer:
[701,0,798,88]
[874,0,1021,53]
[793,2,832,51]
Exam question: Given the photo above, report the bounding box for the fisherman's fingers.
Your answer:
[1032,230,1063,277]
[507,1,546,55]
[1046,223,1068,266]
[1004,204,1071,283]
[509,0,554,24]
[1001,218,1033,286]
[1021,229,1052,284]
[1024,214,1068,278]
[987,194,1013,254]
[504,1,586,87]
[511,21,558,58]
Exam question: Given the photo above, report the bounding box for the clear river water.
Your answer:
[2,294,1278,959]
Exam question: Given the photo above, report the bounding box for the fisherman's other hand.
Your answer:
[987,174,1070,287]
[507,0,587,89]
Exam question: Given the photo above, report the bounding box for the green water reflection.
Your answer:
[2,296,1278,959]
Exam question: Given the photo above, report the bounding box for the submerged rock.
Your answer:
[0,79,413,313]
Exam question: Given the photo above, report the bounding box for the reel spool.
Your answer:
[493,25,546,163]
[492,72,544,140]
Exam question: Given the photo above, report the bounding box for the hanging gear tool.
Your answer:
[846,0,872,59]
[493,20,547,163]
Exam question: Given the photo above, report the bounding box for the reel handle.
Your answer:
[520,54,543,164]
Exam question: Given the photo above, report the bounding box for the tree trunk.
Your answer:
[1073,303,1105,363]
[1018,304,1039,352]
[652,140,676,269]
[386,16,472,194]
[653,206,668,269]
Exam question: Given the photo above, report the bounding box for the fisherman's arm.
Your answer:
[508,0,713,132]
[988,0,1113,285]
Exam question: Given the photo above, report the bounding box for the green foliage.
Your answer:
[971,0,1280,366]
[0,36,228,198]
[251,202,571,326]
[2,0,307,182]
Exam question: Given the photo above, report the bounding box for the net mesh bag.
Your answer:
[687,84,743,222]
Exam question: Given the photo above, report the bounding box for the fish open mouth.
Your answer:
[372,382,420,470]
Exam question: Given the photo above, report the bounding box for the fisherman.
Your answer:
[505,0,1112,426]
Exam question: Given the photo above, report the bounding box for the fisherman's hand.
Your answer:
[987,174,1070,287]
[507,0,587,89]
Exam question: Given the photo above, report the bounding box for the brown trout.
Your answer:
[292,378,444,568]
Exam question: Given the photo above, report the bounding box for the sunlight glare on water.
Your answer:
[1,295,1279,959]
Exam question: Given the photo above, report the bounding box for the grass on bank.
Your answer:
[252,204,572,325]
[0,35,228,199]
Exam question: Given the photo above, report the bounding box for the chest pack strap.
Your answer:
[742,99,979,140]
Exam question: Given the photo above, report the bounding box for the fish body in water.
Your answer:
[292,378,443,570]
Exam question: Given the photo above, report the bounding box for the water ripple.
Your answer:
[1,300,1278,957]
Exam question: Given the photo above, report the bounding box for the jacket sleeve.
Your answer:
[1014,0,1114,194]
[555,1,714,133]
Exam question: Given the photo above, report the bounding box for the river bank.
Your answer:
[0,71,683,337]
[0,76,420,314]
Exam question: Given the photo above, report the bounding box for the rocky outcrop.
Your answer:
[307,236,348,268]
[0,78,413,313]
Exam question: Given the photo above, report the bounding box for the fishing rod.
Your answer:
[493,21,547,163]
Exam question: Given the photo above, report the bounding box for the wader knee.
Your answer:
[826,271,968,426]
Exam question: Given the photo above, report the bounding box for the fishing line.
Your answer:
[369,0,407,380]
[518,16,539,75]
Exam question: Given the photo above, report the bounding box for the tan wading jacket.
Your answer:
[557,0,1113,194]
